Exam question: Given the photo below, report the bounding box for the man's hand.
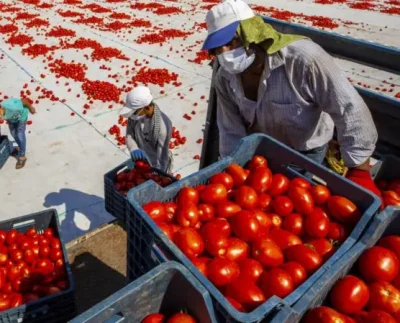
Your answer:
[131,149,150,163]
[29,107,36,114]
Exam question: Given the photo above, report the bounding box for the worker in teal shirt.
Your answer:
[0,98,36,169]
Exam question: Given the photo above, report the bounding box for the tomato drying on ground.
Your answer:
[141,155,362,313]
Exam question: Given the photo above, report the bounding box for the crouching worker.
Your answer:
[119,86,173,173]
[0,98,36,169]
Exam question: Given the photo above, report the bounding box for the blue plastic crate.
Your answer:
[126,133,380,323]
[0,136,10,169]
[284,206,400,322]
[70,262,218,323]
[104,159,176,223]
[0,209,75,323]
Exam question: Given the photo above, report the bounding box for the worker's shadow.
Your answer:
[43,188,113,243]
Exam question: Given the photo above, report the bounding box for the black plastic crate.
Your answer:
[126,133,380,323]
[0,209,75,323]
[0,136,10,169]
[71,262,218,323]
[104,159,176,224]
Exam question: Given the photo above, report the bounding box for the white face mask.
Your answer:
[217,46,255,74]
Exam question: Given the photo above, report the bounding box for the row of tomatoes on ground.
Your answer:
[142,312,196,323]
[304,235,400,323]
[142,156,361,313]
[0,227,68,311]
[114,161,174,196]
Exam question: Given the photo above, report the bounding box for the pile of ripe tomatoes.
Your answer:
[304,235,400,322]
[377,179,400,207]
[0,227,68,311]
[142,155,362,312]
[114,161,174,196]
[142,312,196,323]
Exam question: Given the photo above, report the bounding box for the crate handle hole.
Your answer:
[104,312,125,323]
[13,219,35,229]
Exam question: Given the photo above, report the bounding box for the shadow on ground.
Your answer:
[43,188,113,242]
[70,252,127,315]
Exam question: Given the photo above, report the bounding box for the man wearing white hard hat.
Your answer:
[202,0,383,203]
[120,86,173,173]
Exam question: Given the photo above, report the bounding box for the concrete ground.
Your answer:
[0,0,399,245]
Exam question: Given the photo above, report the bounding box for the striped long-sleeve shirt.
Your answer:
[215,39,378,168]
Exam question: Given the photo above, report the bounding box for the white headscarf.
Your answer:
[119,86,153,118]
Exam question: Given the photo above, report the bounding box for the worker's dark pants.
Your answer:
[291,143,329,179]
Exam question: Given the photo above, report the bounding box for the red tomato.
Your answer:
[388,180,400,191]
[269,174,290,196]
[239,259,264,283]
[303,306,351,323]
[209,173,234,191]
[285,244,323,274]
[327,196,360,224]
[328,222,350,243]
[246,155,268,171]
[271,196,294,217]
[252,238,284,268]
[197,204,215,222]
[200,184,228,204]
[49,248,62,262]
[260,268,294,299]
[258,194,272,210]
[378,236,400,260]
[0,248,8,265]
[358,246,399,283]
[192,257,211,277]
[267,213,283,229]
[253,209,272,231]
[307,239,334,259]
[39,236,50,246]
[34,259,54,276]
[176,187,199,206]
[143,202,167,224]
[174,228,204,259]
[225,278,266,311]
[167,313,196,323]
[12,277,30,293]
[25,228,37,238]
[7,266,21,282]
[10,250,23,262]
[281,262,307,287]
[226,296,245,312]
[0,297,10,311]
[290,177,311,190]
[225,164,248,188]
[6,230,18,246]
[231,211,261,242]
[215,201,241,219]
[311,185,331,205]
[225,238,249,262]
[201,218,231,238]
[359,310,397,323]
[39,246,50,259]
[305,208,330,239]
[43,228,54,239]
[164,202,177,223]
[207,258,240,287]
[0,271,4,290]
[368,281,400,314]
[268,228,302,250]
[51,238,61,249]
[283,213,304,236]
[245,167,272,193]
[176,204,199,228]
[288,186,315,215]
[0,231,6,245]
[235,186,258,210]
[203,231,228,257]
[23,249,37,265]
[330,275,369,314]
